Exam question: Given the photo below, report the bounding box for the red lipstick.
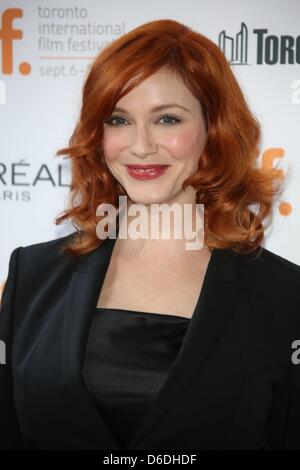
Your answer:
[126,164,170,180]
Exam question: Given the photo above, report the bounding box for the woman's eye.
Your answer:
[158,115,181,125]
[105,116,128,126]
[104,114,181,127]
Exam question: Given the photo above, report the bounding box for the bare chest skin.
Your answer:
[96,243,212,319]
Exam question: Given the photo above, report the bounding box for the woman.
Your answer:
[1,18,300,450]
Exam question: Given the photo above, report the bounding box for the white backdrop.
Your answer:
[1,0,300,284]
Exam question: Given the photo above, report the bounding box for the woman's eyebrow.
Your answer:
[113,104,191,114]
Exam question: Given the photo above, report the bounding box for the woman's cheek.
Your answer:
[102,132,126,161]
[165,129,200,159]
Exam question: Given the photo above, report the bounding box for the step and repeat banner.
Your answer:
[1,0,300,287]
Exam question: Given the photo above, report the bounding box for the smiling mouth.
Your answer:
[126,164,170,172]
[125,164,170,179]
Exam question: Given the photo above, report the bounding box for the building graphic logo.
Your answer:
[218,22,248,65]
[219,23,300,65]
[0,8,31,74]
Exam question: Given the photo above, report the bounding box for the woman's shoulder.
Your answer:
[1,232,81,308]
[13,231,80,278]
[21,231,77,253]
[19,231,78,259]
[236,246,300,324]
[237,245,300,284]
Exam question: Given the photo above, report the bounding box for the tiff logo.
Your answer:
[219,22,248,65]
[0,8,31,75]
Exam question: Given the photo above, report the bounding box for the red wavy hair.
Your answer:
[55,18,284,256]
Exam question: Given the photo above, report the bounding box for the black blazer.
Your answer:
[1,231,300,450]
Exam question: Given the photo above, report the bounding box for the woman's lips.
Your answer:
[126,165,170,180]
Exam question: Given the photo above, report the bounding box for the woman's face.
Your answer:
[102,67,208,206]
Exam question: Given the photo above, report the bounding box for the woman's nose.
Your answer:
[129,124,157,157]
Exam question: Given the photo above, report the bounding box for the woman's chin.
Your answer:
[125,192,170,207]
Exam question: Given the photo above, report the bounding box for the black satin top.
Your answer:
[82,307,191,449]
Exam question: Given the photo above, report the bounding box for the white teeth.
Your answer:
[134,168,155,172]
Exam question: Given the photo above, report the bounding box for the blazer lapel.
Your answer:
[62,234,119,449]
[62,230,240,449]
